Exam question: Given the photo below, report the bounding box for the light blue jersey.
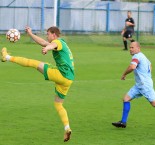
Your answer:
[128,52,155,102]
[131,52,153,88]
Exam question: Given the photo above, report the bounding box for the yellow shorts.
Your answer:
[43,64,73,99]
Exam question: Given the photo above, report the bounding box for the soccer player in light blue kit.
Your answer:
[112,41,155,128]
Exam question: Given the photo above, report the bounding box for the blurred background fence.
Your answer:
[0,0,155,44]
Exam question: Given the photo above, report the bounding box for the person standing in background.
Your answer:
[121,11,135,50]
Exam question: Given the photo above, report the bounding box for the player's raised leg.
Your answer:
[1,47,43,72]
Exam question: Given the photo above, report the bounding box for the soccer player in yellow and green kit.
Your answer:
[1,26,74,142]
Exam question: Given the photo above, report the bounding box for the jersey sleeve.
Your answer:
[131,54,139,66]
[52,39,62,51]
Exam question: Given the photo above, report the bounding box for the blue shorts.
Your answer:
[127,85,155,102]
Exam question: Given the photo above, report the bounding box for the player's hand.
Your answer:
[25,26,32,35]
[121,31,124,36]
[121,75,126,80]
[42,47,47,55]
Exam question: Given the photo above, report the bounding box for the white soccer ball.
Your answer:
[6,29,20,42]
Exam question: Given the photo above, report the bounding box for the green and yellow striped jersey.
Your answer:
[52,38,74,80]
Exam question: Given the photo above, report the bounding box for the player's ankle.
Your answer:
[64,125,70,131]
[6,55,11,61]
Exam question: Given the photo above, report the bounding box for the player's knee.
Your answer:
[123,95,131,102]
[37,62,44,74]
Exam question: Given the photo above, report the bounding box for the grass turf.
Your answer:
[0,34,155,145]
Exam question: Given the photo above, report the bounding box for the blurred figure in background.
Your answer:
[121,11,135,50]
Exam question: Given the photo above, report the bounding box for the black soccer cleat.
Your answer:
[112,121,126,128]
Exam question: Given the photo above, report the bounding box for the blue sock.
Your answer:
[121,102,130,123]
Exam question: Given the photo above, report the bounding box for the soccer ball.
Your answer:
[6,29,20,42]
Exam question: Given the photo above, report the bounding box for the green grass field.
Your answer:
[0,34,155,145]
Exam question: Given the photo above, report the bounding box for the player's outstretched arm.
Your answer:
[121,64,136,80]
[25,26,50,47]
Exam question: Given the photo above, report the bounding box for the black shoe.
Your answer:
[112,121,126,128]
